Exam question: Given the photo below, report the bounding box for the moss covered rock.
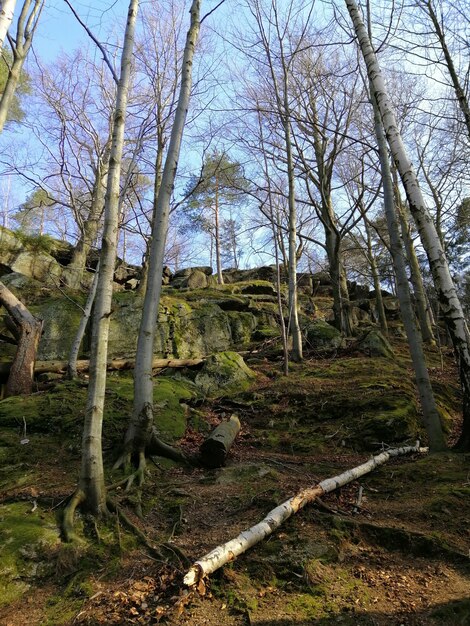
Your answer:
[305,320,342,350]
[358,330,394,358]
[194,351,256,396]
[0,503,60,606]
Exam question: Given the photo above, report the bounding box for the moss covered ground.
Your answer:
[0,327,468,625]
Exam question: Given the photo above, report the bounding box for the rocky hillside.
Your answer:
[0,229,468,626]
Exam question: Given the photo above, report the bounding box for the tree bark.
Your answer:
[346,0,469,450]
[77,0,139,517]
[200,414,241,469]
[67,264,99,379]
[368,64,446,451]
[184,441,422,587]
[0,0,43,133]
[118,0,201,465]
[0,281,42,396]
[0,0,16,49]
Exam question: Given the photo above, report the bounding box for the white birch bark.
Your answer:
[119,0,201,460]
[0,0,42,133]
[345,0,470,449]
[79,0,139,515]
[184,442,422,586]
[370,84,446,451]
[0,0,16,48]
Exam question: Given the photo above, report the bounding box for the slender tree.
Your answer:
[63,0,139,535]
[0,0,42,133]
[345,0,470,450]
[114,0,202,478]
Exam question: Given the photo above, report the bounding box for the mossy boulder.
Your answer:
[0,503,60,606]
[194,351,256,396]
[358,330,394,358]
[305,320,342,350]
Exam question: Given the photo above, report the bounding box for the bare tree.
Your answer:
[0,0,42,133]
[114,0,202,479]
[346,0,468,449]
[63,0,139,535]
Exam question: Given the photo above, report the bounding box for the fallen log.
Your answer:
[183,441,424,587]
[0,357,204,377]
[200,414,241,468]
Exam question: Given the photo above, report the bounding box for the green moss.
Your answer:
[153,377,195,440]
[194,351,256,396]
[0,503,60,606]
[305,321,342,350]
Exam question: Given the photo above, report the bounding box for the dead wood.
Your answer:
[183,442,424,587]
[199,414,241,468]
[0,281,43,396]
[0,356,204,377]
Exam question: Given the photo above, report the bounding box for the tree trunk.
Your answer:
[64,162,108,289]
[364,217,388,334]
[67,264,99,379]
[199,414,240,469]
[118,0,201,465]
[0,281,42,396]
[419,0,470,140]
[346,0,469,450]
[77,0,139,517]
[395,191,435,345]
[214,172,224,284]
[184,441,422,587]
[0,0,17,49]
[369,73,446,451]
[0,0,42,133]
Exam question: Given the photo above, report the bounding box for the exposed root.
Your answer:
[112,451,132,472]
[106,497,163,560]
[62,489,85,542]
[147,427,189,464]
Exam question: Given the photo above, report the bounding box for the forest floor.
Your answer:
[0,335,469,626]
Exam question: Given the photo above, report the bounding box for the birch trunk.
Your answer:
[118,0,201,464]
[184,442,422,586]
[77,0,139,516]
[0,0,42,133]
[214,174,224,284]
[370,75,446,451]
[0,281,43,396]
[395,194,435,345]
[346,0,470,450]
[0,0,16,48]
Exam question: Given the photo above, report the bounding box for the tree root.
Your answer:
[147,428,189,464]
[61,489,85,542]
[106,497,163,560]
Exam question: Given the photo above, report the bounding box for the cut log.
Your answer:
[184,442,424,587]
[200,414,241,468]
[0,281,43,396]
[0,357,204,377]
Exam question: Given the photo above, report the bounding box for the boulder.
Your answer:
[358,330,394,358]
[305,320,343,350]
[194,351,256,396]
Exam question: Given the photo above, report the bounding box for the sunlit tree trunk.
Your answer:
[347,0,470,450]
[76,0,139,516]
[394,185,435,345]
[363,215,388,335]
[116,0,201,469]
[214,172,224,284]
[0,0,42,133]
[0,0,16,49]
